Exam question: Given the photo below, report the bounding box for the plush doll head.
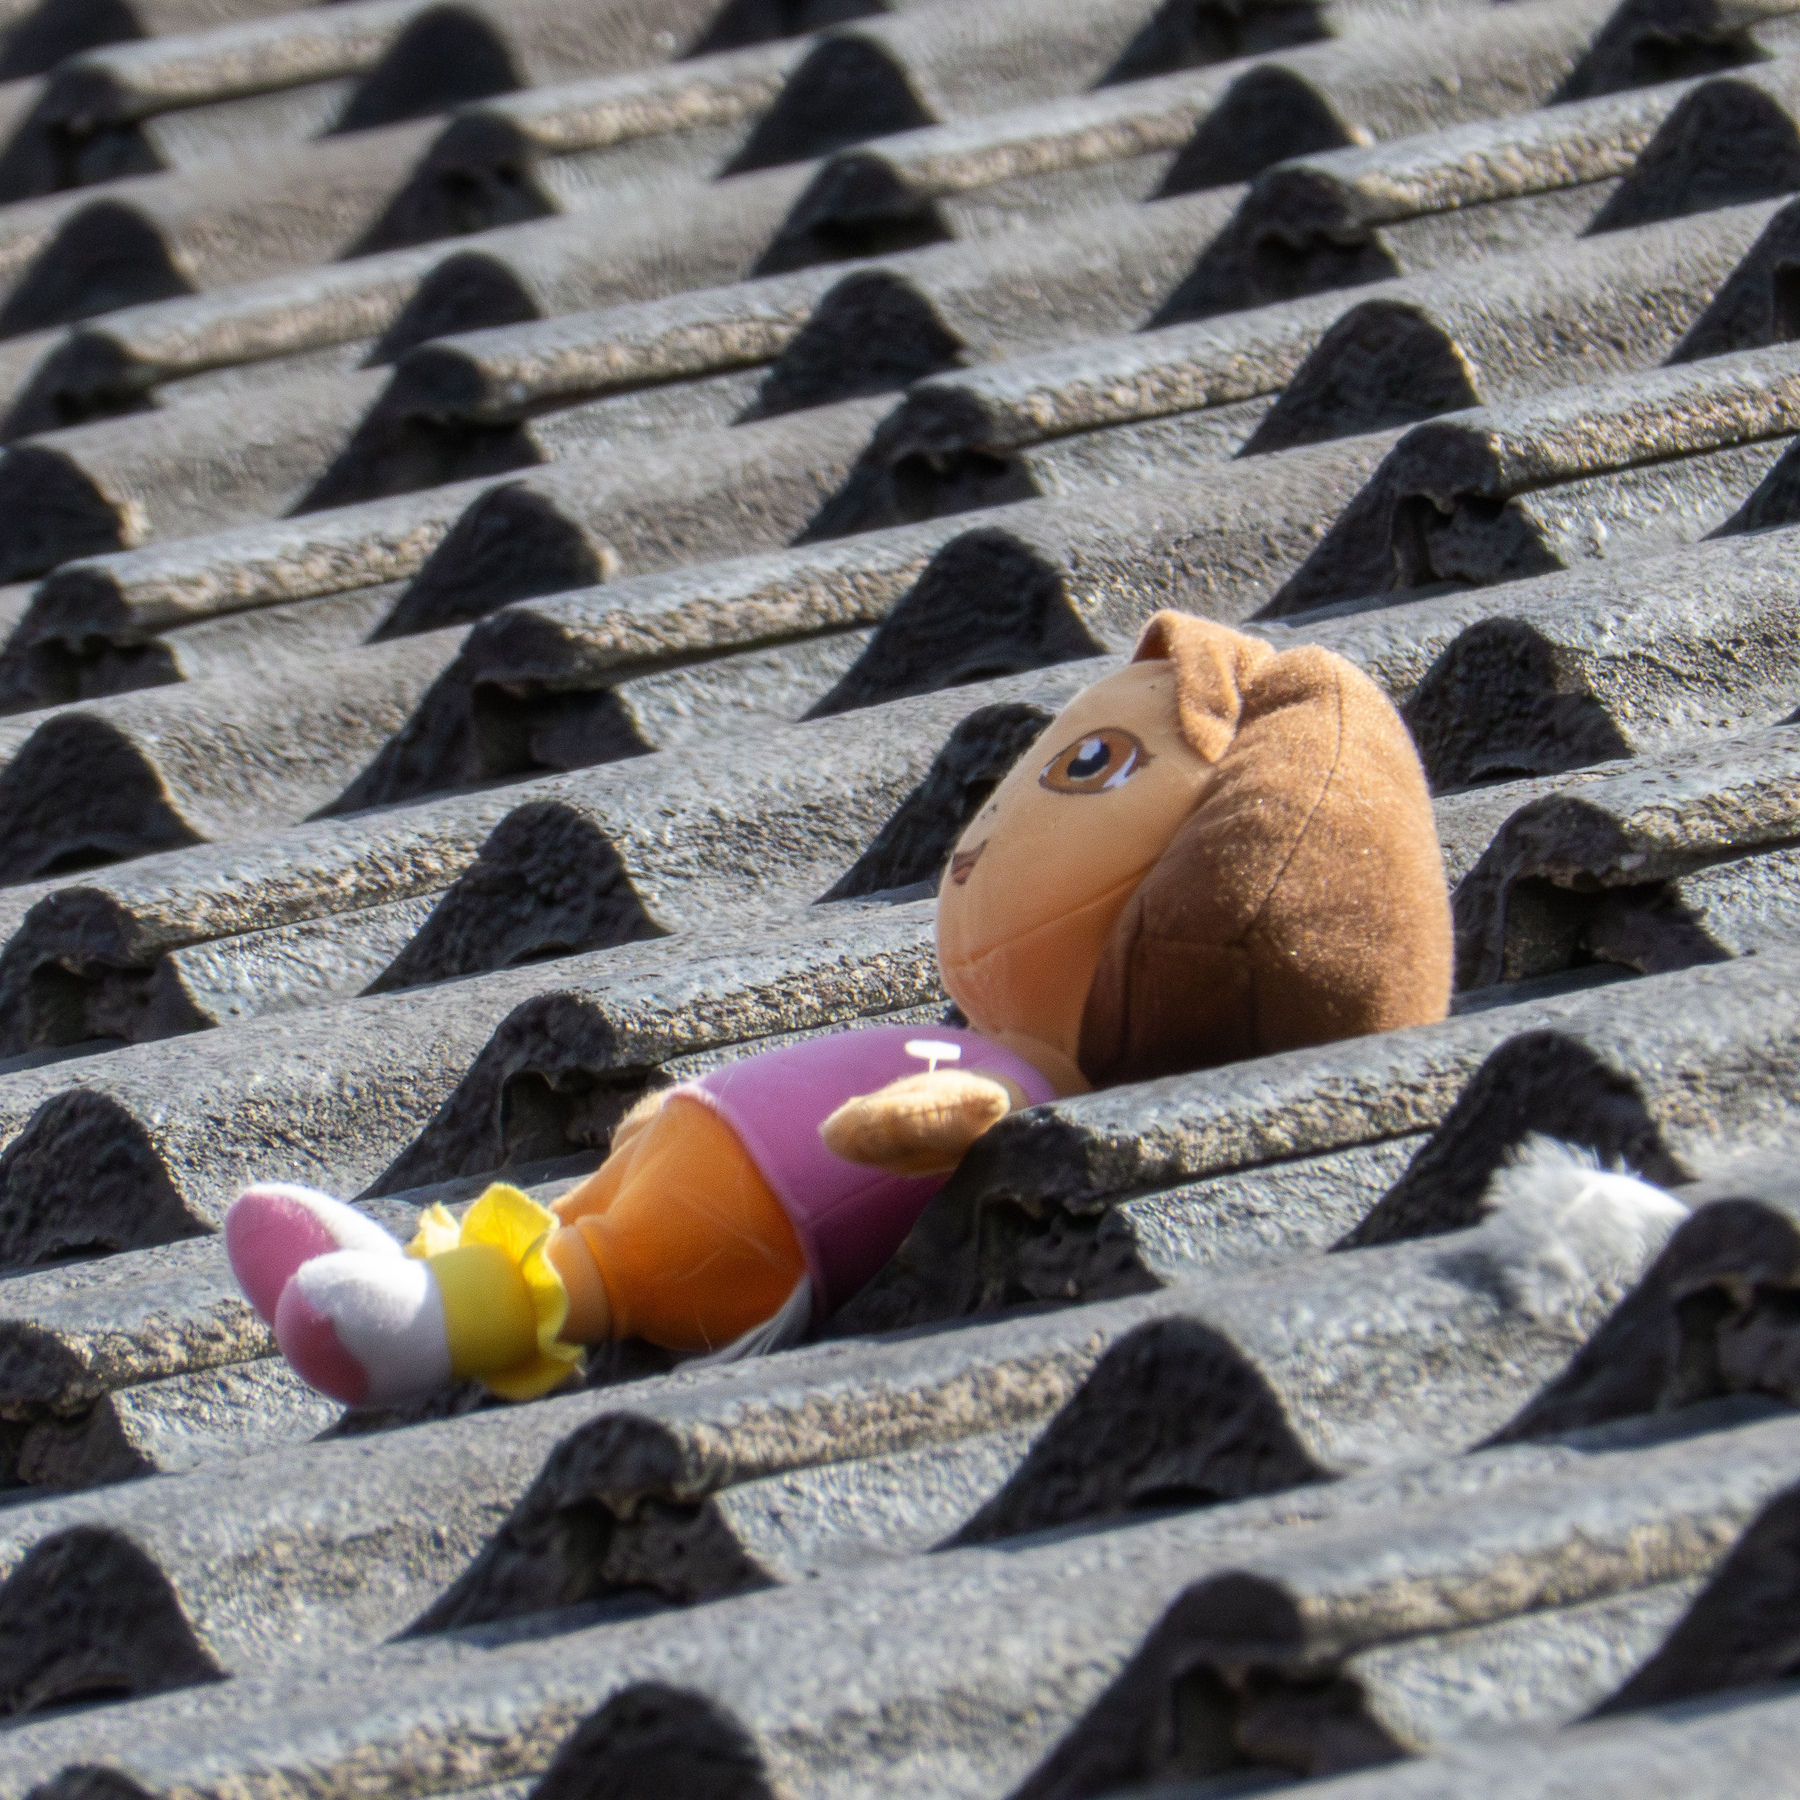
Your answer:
[935,611,1454,1092]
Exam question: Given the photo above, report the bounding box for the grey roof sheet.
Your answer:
[0,0,1799,1794]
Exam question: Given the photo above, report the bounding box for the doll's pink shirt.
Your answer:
[674,1023,1057,1315]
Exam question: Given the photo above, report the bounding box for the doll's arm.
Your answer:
[821,1069,1021,1176]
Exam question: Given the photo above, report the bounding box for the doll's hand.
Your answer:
[821,1070,1017,1176]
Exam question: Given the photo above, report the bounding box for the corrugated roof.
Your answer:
[0,0,1797,1794]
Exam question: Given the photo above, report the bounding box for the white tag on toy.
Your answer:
[905,1039,963,1074]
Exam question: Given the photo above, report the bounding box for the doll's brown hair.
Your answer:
[1076,611,1453,1086]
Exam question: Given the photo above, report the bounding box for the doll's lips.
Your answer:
[950,841,986,885]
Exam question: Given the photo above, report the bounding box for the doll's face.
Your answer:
[935,659,1210,1084]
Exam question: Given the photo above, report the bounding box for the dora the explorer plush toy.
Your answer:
[226,613,1454,1407]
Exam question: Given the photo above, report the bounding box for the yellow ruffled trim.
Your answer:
[407,1186,584,1401]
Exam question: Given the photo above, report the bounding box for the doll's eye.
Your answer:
[1039,727,1152,795]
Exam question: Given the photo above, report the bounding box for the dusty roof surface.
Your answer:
[0,0,1798,1794]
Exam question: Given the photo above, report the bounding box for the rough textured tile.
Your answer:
[1269,341,1800,612]
[358,429,1398,801]
[853,188,1784,506]
[1452,727,1800,987]
[0,1404,1791,1795]
[0,623,464,878]
[760,0,1635,271]
[0,663,1079,1048]
[437,1207,1681,1631]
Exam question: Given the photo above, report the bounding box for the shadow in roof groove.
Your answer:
[1445,730,1800,993]
[1158,62,1355,196]
[347,114,564,258]
[1239,299,1481,456]
[366,801,666,994]
[1665,199,1800,361]
[328,5,523,137]
[1148,168,1404,326]
[0,717,200,882]
[361,481,614,635]
[1009,1575,1335,1799]
[528,1684,780,1800]
[293,401,541,515]
[0,443,137,584]
[0,1086,204,1264]
[365,246,544,363]
[752,150,954,275]
[952,1319,1331,1546]
[0,200,193,340]
[1587,77,1800,235]
[685,0,886,61]
[1557,0,1779,104]
[0,0,141,81]
[744,267,969,419]
[1711,428,1800,531]
[0,80,164,204]
[1099,0,1330,87]
[723,34,932,175]
[802,530,1105,718]
[1402,618,1635,796]
[0,1524,223,1715]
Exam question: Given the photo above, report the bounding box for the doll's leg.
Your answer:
[249,1094,808,1404]
[275,1198,576,1407]
[550,1092,809,1354]
[225,1183,406,1324]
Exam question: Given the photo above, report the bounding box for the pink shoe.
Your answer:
[225,1183,402,1325]
[274,1250,454,1407]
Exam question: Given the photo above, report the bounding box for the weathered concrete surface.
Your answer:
[0,663,1080,1047]
[1013,1406,1800,1798]
[760,0,1640,271]
[366,427,1397,801]
[0,18,804,208]
[1452,728,1800,987]
[0,357,777,601]
[9,0,1775,430]
[1163,51,1800,323]
[854,195,1781,507]
[376,185,1248,441]
[342,393,894,635]
[0,1404,1793,1795]
[370,674,1081,997]
[0,1277,1165,1684]
[1290,526,1800,791]
[0,623,464,878]
[0,579,403,711]
[1322,1580,1703,1761]
[0,176,1228,435]
[1269,341,1800,613]
[426,1198,1680,1630]
[1243,1684,1800,1799]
